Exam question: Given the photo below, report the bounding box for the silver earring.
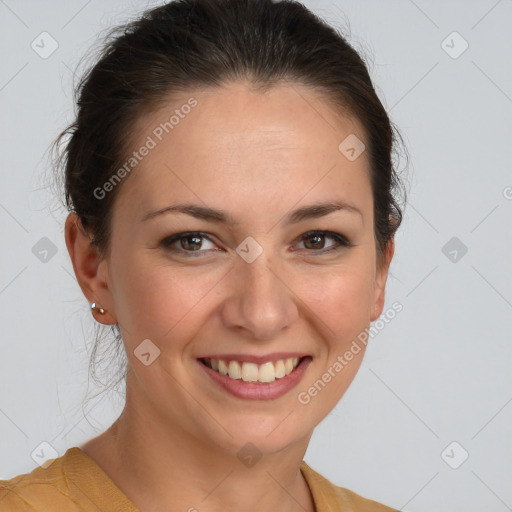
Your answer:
[90,302,105,315]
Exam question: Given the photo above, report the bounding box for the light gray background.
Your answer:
[1,1,511,510]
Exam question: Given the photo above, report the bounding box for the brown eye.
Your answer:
[180,234,203,251]
[160,232,217,256]
[302,233,326,250]
[297,231,351,253]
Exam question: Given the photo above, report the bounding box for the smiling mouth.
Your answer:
[199,356,307,384]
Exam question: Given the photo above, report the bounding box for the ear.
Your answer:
[370,238,395,322]
[65,213,117,325]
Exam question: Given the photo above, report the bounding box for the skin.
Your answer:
[66,80,394,512]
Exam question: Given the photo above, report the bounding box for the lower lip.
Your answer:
[197,357,312,401]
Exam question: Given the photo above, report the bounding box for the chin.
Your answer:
[200,412,310,459]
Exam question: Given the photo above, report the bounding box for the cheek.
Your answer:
[292,263,375,338]
[109,253,227,342]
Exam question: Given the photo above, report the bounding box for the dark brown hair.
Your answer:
[53,0,407,393]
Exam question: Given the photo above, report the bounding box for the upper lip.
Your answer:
[198,353,311,364]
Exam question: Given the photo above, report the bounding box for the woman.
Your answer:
[0,0,405,510]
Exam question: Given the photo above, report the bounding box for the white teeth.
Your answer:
[274,359,286,378]
[205,357,303,383]
[241,362,259,382]
[284,358,295,375]
[218,360,228,376]
[228,360,242,379]
[258,362,275,383]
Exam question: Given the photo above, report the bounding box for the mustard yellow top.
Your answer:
[0,447,397,511]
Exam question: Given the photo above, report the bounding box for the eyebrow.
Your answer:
[142,200,363,225]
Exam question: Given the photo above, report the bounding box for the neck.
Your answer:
[80,377,316,512]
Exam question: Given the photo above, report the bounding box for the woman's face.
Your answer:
[93,81,393,456]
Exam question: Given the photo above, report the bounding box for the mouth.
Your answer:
[197,355,312,400]
[198,355,309,384]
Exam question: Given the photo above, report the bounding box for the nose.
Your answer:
[220,251,299,341]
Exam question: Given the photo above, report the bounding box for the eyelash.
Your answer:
[159,230,352,257]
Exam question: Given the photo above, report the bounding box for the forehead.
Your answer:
[114,81,372,224]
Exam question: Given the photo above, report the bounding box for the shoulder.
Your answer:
[300,461,398,512]
[0,450,75,511]
[0,447,138,512]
